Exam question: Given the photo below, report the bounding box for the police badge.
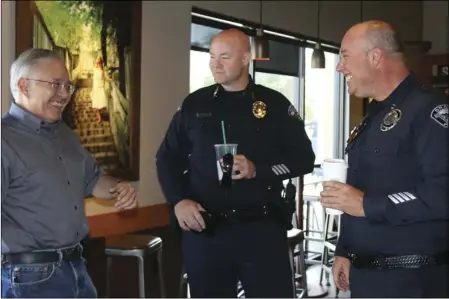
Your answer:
[380,108,402,132]
[252,101,267,118]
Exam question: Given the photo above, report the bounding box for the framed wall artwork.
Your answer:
[15,0,142,181]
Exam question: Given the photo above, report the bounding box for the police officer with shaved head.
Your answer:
[320,21,449,297]
[156,29,315,298]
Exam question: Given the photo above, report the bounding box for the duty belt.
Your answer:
[349,251,449,269]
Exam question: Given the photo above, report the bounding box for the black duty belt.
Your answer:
[349,251,449,269]
[1,244,82,265]
[214,205,272,224]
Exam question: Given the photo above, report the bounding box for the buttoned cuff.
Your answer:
[335,242,349,257]
[363,192,388,223]
[254,163,274,180]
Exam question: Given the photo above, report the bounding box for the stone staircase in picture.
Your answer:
[69,86,119,173]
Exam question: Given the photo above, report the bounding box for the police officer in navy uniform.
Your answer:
[320,21,449,297]
[156,29,315,298]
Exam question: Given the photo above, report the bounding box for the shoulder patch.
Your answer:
[288,104,302,120]
[430,104,448,128]
[288,104,298,116]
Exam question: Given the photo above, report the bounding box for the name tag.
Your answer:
[196,112,212,118]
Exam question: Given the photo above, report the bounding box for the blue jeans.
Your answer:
[1,258,97,298]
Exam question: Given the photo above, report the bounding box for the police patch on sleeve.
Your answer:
[430,104,448,128]
[288,105,301,120]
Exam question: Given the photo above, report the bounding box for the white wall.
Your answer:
[1,1,15,114]
[1,1,426,216]
[423,0,448,54]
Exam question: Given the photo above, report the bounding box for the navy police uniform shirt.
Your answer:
[156,77,315,212]
[336,74,449,257]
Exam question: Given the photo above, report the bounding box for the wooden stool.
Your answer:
[105,234,166,298]
[288,228,308,298]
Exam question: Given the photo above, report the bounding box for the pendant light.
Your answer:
[311,0,325,68]
[252,1,269,60]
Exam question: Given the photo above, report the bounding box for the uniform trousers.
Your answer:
[182,218,295,298]
[349,264,449,298]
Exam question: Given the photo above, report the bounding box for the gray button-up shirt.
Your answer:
[1,103,102,253]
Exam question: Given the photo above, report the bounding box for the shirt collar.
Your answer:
[213,74,255,99]
[8,102,62,134]
[381,73,417,107]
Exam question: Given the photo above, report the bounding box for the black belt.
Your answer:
[349,251,449,269]
[1,244,82,265]
[215,205,272,223]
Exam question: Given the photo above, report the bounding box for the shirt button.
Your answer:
[374,148,380,154]
[67,181,71,185]
[352,170,357,175]
[76,232,79,236]
[74,205,78,210]
[58,156,63,161]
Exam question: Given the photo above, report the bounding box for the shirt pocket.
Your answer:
[187,118,222,154]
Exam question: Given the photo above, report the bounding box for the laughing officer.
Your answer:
[156,29,315,298]
[320,21,449,297]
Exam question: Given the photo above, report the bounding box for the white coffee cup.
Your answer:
[321,158,348,215]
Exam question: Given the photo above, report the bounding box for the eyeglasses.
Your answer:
[25,78,76,95]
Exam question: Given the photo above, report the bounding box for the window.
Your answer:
[304,49,341,165]
[254,72,298,105]
[253,40,300,105]
[191,23,222,49]
[303,49,344,193]
[190,51,215,93]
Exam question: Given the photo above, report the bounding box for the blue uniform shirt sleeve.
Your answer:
[254,97,315,181]
[363,100,449,225]
[82,146,104,197]
[156,105,191,207]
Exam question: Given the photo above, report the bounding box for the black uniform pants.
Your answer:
[349,264,449,298]
[181,218,294,298]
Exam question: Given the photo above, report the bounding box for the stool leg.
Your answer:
[179,269,186,298]
[137,256,145,298]
[319,213,330,285]
[298,241,308,298]
[106,256,112,297]
[157,248,166,298]
[288,247,297,298]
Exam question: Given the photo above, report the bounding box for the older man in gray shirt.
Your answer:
[1,48,138,298]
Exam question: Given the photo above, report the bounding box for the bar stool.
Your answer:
[319,211,341,285]
[288,228,308,298]
[105,234,166,298]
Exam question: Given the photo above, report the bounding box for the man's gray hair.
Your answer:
[363,21,404,56]
[10,48,62,101]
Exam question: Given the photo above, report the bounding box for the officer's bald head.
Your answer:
[209,29,252,91]
[211,29,251,54]
[337,21,410,101]
[343,21,404,60]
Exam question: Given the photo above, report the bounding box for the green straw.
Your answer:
[221,120,227,144]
